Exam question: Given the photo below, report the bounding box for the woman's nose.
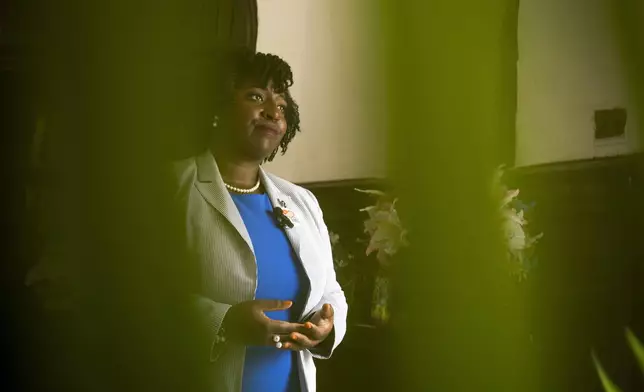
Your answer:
[261,102,281,121]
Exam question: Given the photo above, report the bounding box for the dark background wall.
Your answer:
[304,155,644,392]
[508,155,644,392]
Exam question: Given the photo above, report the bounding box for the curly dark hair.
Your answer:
[214,49,301,162]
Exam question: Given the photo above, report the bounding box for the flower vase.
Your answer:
[371,273,390,324]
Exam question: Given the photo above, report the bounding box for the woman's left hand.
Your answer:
[281,303,334,351]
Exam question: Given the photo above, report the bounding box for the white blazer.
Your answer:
[173,150,348,392]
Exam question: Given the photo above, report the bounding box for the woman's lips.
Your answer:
[254,124,281,137]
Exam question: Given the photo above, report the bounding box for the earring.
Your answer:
[212,115,219,128]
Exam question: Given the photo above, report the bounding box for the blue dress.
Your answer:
[231,193,310,392]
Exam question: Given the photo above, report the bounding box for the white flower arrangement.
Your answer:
[355,189,409,265]
[354,188,408,323]
[350,170,542,324]
[494,166,543,280]
[354,167,542,280]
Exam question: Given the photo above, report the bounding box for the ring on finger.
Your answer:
[272,335,281,343]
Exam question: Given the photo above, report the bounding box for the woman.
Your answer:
[173,49,347,392]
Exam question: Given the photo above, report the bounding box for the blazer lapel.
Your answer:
[194,150,255,254]
[260,169,317,290]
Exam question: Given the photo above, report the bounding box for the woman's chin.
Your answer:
[246,140,280,161]
[242,146,277,163]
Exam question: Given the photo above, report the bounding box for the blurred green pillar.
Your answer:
[379,1,538,390]
[29,1,257,391]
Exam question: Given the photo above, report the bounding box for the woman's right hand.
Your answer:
[222,299,306,346]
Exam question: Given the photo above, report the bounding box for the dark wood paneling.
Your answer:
[302,179,396,391]
[302,178,389,325]
[305,156,644,391]
[508,154,644,391]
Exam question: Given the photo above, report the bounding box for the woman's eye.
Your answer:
[248,93,264,102]
[277,105,287,113]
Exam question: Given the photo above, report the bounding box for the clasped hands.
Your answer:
[222,299,334,351]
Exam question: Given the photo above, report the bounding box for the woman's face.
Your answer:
[221,79,289,162]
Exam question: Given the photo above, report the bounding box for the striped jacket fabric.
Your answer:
[172,150,348,392]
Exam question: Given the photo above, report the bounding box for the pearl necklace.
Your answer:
[224,179,261,194]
